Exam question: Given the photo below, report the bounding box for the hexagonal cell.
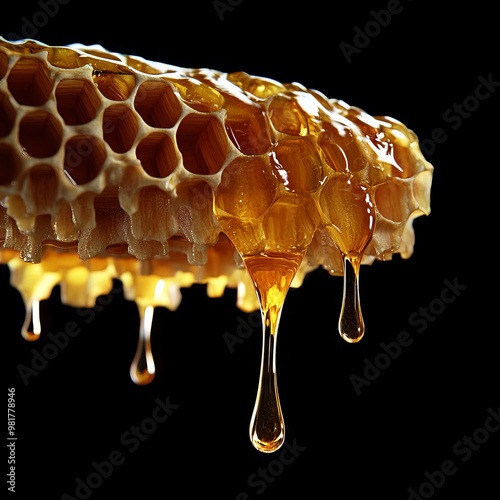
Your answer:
[374,180,411,223]
[267,92,322,136]
[63,135,106,185]
[136,132,178,178]
[102,104,138,153]
[44,46,83,69]
[55,78,102,125]
[18,111,62,158]
[215,156,276,219]
[176,114,229,175]
[390,138,422,179]
[262,196,320,251]
[93,71,136,101]
[319,175,375,255]
[0,143,21,185]
[7,56,53,106]
[134,81,182,128]
[0,50,8,80]
[225,108,271,155]
[319,122,367,173]
[270,138,324,193]
[171,77,224,113]
[0,92,16,137]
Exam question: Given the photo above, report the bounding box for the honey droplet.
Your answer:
[339,254,364,343]
[22,299,42,341]
[130,305,156,385]
[244,251,304,453]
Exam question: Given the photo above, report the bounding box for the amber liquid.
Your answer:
[339,254,364,342]
[130,304,156,385]
[22,299,41,341]
[244,251,304,452]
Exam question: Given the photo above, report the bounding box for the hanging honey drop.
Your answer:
[22,299,42,341]
[130,304,156,385]
[245,251,304,453]
[339,255,364,343]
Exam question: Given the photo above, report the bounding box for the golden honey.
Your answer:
[0,37,433,452]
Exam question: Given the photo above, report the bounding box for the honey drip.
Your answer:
[130,305,156,385]
[22,299,41,341]
[339,255,364,342]
[244,252,304,453]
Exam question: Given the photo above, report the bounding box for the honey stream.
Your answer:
[243,251,304,453]
[339,255,365,343]
[130,304,156,385]
[22,299,41,341]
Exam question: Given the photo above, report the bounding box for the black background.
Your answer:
[1,1,498,499]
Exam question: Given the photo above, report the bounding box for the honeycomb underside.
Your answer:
[0,38,433,311]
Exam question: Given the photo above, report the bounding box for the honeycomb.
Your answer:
[0,38,433,452]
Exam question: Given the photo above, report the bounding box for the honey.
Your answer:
[0,38,433,452]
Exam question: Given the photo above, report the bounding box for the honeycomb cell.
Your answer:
[55,79,102,125]
[93,71,136,101]
[176,180,214,214]
[0,143,20,185]
[22,165,59,214]
[262,196,320,252]
[320,176,375,256]
[171,77,224,113]
[102,104,138,153]
[227,71,287,98]
[268,92,322,136]
[63,135,106,185]
[177,114,229,175]
[349,108,380,138]
[18,111,62,158]
[391,138,422,179]
[134,81,182,128]
[374,180,411,223]
[0,50,8,80]
[225,108,271,155]
[43,46,83,69]
[319,122,367,173]
[7,57,53,106]
[130,186,175,242]
[136,132,178,178]
[0,92,16,137]
[53,200,77,241]
[215,157,276,219]
[176,180,220,249]
[270,138,324,193]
